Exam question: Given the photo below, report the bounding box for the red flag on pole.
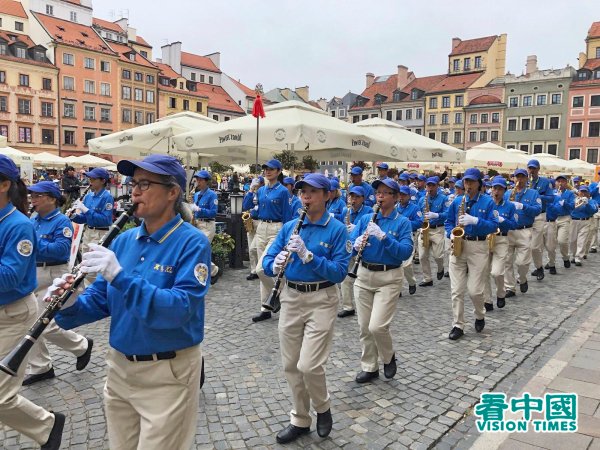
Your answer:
[252,94,265,119]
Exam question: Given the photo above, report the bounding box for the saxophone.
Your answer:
[242,189,257,233]
[421,191,430,248]
[487,196,501,253]
[451,195,466,257]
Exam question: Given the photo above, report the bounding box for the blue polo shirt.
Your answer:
[546,190,575,220]
[31,208,73,263]
[572,199,598,220]
[396,201,424,232]
[445,193,499,238]
[72,188,114,227]
[193,188,218,219]
[327,196,346,223]
[419,191,448,227]
[340,204,373,225]
[289,193,303,219]
[262,211,350,283]
[530,176,554,213]
[504,188,542,227]
[256,182,292,223]
[56,214,210,355]
[0,203,37,305]
[349,181,376,207]
[492,199,518,234]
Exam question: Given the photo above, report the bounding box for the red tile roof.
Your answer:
[108,41,157,69]
[588,22,600,39]
[450,35,497,56]
[0,30,38,48]
[427,72,483,94]
[229,76,256,98]
[34,13,115,55]
[92,17,124,34]
[0,0,27,18]
[469,94,502,106]
[349,74,400,110]
[308,101,323,110]
[156,61,180,79]
[583,58,600,71]
[134,35,152,48]
[195,83,244,114]
[402,74,447,98]
[181,51,221,73]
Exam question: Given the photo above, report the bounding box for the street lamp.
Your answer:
[228,194,245,269]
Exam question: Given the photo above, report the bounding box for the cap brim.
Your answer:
[372,179,398,191]
[262,163,279,170]
[294,179,326,190]
[117,160,171,178]
[463,175,479,181]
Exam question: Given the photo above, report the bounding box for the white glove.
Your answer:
[366,221,386,240]
[512,201,524,210]
[329,212,335,218]
[250,178,259,189]
[273,250,288,274]
[425,211,439,220]
[288,234,310,262]
[458,214,479,226]
[581,197,589,204]
[253,205,259,211]
[498,216,505,223]
[74,199,89,214]
[559,200,565,207]
[447,194,455,203]
[80,244,122,282]
[346,223,356,233]
[44,273,74,302]
[353,235,367,251]
[190,203,200,212]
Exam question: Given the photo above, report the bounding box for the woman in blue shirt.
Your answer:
[0,156,65,449]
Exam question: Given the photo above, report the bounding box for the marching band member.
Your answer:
[396,185,423,296]
[0,155,65,449]
[445,168,498,340]
[190,170,220,284]
[252,159,293,323]
[415,175,427,203]
[447,177,457,195]
[573,176,582,190]
[503,169,541,297]
[337,186,372,318]
[242,176,264,281]
[350,178,413,383]
[545,174,576,273]
[262,173,351,444]
[23,181,92,386]
[527,159,554,281]
[376,162,390,180]
[585,173,600,255]
[348,166,376,207]
[51,155,210,449]
[570,185,598,266]
[483,177,517,311]
[327,179,345,222]
[418,177,448,287]
[283,177,302,219]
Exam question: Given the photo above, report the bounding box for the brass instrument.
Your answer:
[421,191,430,248]
[348,203,381,278]
[575,192,588,208]
[451,196,466,257]
[509,186,518,202]
[242,210,254,233]
[487,197,501,252]
[345,199,352,226]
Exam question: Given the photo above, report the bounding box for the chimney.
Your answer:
[161,42,182,74]
[127,26,137,42]
[526,55,538,75]
[206,52,220,69]
[397,65,409,89]
[295,86,309,102]
[281,88,291,100]
[579,52,588,69]
[115,18,128,32]
[452,37,462,51]
[366,72,375,88]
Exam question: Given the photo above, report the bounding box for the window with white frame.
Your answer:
[469,131,477,142]
[570,122,583,138]
[491,130,499,141]
[549,116,560,129]
[551,93,562,104]
[492,112,500,123]
[70,11,77,22]
[508,119,517,131]
[509,97,518,108]
[84,105,95,120]
[479,131,487,142]
[470,113,477,124]
[100,61,110,72]
[63,103,75,118]
[84,80,95,94]
[122,86,131,100]
[569,148,581,160]
[547,144,557,155]
[100,82,110,96]
[572,96,584,107]
[63,76,74,90]
[536,94,547,106]
[522,95,532,107]
[428,114,436,125]
[587,148,598,163]
[134,88,143,102]
[63,53,74,65]
[100,108,110,122]
[406,109,413,120]
[535,117,545,130]
[84,57,95,69]
[46,4,53,15]
[455,112,462,124]
[146,90,154,103]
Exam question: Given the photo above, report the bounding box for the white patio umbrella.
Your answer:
[173,101,406,163]
[561,158,595,177]
[0,146,34,165]
[69,154,115,167]
[529,153,568,175]
[0,135,6,147]
[396,161,464,172]
[31,152,67,168]
[465,142,529,172]
[355,118,465,164]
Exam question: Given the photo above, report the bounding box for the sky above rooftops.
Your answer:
[95,0,598,100]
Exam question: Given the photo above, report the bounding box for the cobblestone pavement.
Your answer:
[1,254,599,449]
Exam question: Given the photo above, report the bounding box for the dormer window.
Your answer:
[411,90,419,100]
[57,25,65,32]
[374,94,386,105]
[81,32,88,38]
[578,71,588,80]
[129,53,136,61]
[0,43,6,55]
[15,47,26,58]
[393,92,401,102]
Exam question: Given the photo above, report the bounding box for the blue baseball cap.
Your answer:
[258,176,264,183]
[417,174,427,182]
[455,180,464,189]
[294,173,330,190]
[283,177,295,186]
[483,175,490,181]
[28,181,62,199]
[409,173,418,179]
[194,170,211,180]
[329,179,340,191]
[573,176,582,182]
[579,185,589,192]
[513,168,528,178]
[377,162,389,170]
[527,159,540,169]
[399,172,410,181]
[491,176,507,189]
[349,186,365,196]
[262,159,282,170]
[426,176,439,185]
[556,173,568,180]
[485,181,492,187]
[372,177,400,192]
[117,154,187,191]
[350,166,363,175]
[463,168,483,181]
[399,186,411,195]
[0,155,20,181]
[84,167,110,180]
[448,177,457,183]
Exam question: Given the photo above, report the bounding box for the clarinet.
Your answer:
[348,203,381,279]
[262,205,309,313]
[65,184,92,218]
[0,204,137,377]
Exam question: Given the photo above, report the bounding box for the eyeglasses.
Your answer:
[376,191,396,196]
[129,179,172,191]
[30,193,49,199]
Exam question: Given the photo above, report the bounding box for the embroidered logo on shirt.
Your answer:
[514,214,519,221]
[536,198,542,204]
[106,203,113,210]
[194,263,208,286]
[214,198,218,205]
[153,263,174,273]
[320,241,331,249]
[17,239,33,257]
[493,210,499,218]
[63,227,73,238]
[297,207,304,216]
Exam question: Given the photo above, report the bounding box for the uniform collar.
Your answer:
[38,208,61,221]
[302,211,331,227]
[137,214,185,244]
[352,205,364,214]
[378,209,399,220]
[266,182,281,190]
[92,188,106,197]
[0,202,16,223]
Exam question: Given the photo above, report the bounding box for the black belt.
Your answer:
[465,235,487,241]
[259,219,282,223]
[197,218,215,222]
[361,261,400,271]
[287,280,334,292]
[572,218,590,221]
[36,261,68,267]
[501,232,509,237]
[515,225,532,230]
[88,227,109,230]
[546,219,556,222]
[429,224,443,229]
[125,351,176,362]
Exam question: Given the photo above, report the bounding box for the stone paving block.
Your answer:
[549,377,600,400]
[578,414,600,438]
[511,429,592,449]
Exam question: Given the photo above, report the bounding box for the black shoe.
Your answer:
[76,338,93,371]
[549,266,557,275]
[520,281,529,293]
[571,258,576,263]
[413,256,420,265]
[384,354,397,379]
[436,270,444,280]
[317,409,333,438]
[544,263,551,269]
[444,271,449,278]
[409,285,416,295]
[419,280,433,287]
[536,267,545,281]
[252,311,272,322]
[355,370,379,383]
[497,297,506,308]
[575,261,582,267]
[584,255,587,260]
[448,327,464,340]
[200,356,205,389]
[337,309,355,318]
[475,319,485,332]
[210,269,221,285]
[505,290,516,298]
[276,424,310,444]
[485,303,494,312]
[564,259,571,268]
[591,248,597,253]
[41,412,65,450]
[531,268,540,277]
[246,273,259,280]
[398,292,402,298]
[23,368,55,386]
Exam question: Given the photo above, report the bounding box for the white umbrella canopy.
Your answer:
[69,154,115,167]
[0,146,33,165]
[465,142,529,172]
[31,151,67,168]
[563,158,595,177]
[0,135,6,147]
[528,153,568,174]
[173,101,406,163]
[355,118,465,164]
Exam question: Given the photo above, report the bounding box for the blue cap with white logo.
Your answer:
[513,168,528,178]
[372,177,400,192]
[350,166,363,175]
[262,159,283,170]
[377,162,389,170]
[117,155,187,191]
[491,176,507,189]
[194,170,211,180]
[349,186,365,196]
[426,176,439,185]
[84,167,110,180]
[399,186,411,195]
[463,168,483,181]
[28,181,62,199]
[399,172,410,181]
[527,159,540,169]
[294,173,330,190]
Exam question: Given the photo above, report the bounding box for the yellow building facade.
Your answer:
[156,62,209,118]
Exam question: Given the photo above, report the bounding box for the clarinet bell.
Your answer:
[262,290,281,313]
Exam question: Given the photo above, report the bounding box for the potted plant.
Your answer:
[212,232,235,272]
